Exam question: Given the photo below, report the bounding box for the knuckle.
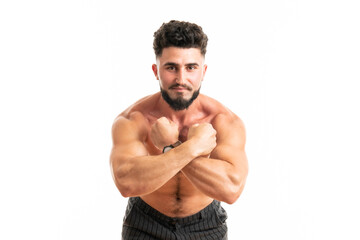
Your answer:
[158,117,168,123]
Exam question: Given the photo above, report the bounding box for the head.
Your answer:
[152,20,208,111]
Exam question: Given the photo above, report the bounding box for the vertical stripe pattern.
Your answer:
[122,197,227,240]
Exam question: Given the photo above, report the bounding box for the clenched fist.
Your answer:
[187,123,217,157]
[150,117,179,150]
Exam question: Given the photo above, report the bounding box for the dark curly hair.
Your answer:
[153,20,208,58]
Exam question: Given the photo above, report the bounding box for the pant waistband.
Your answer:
[129,197,220,225]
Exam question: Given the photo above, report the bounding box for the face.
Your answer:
[152,47,207,110]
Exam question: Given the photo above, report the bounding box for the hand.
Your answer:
[187,123,217,157]
[150,117,179,150]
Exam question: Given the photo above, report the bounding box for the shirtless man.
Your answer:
[110,20,248,240]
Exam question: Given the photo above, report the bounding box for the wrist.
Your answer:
[181,138,201,158]
[162,140,182,153]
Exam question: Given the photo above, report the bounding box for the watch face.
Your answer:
[163,146,173,153]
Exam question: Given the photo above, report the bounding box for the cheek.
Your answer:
[189,72,203,85]
[159,72,173,87]
[159,68,173,79]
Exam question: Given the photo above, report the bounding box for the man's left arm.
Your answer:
[181,113,249,204]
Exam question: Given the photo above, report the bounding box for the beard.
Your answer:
[160,85,200,111]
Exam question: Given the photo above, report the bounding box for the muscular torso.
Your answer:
[122,93,230,217]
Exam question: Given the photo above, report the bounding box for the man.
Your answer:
[110,20,248,240]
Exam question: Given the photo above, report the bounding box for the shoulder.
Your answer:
[117,93,160,119]
[212,112,245,141]
[112,94,160,142]
[199,94,244,127]
[111,111,148,145]
[199,94,231,115]
[212,112,244,130]
[210,113,246,155]
[113,92,161,124]
[113,111,147,129]
[199,95,246,143]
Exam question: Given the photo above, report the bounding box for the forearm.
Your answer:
[181,157,246,204]
[113,141,197,197]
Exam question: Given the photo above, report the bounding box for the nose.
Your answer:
[175,69,186,84]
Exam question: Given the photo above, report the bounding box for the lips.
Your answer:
[170,84,192,91]
[172,87,187,91]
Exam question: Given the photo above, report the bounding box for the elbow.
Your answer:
[222,178,247,204]
[117,180,142,198]
[223,186,245,204]
[112,164,137,197]
[114,174,146,198]
[115,177,132,197]
[225,196,238,205]
[119,183,149,198]
[113,172,136,198]
[223,187,241,205]
[224,165,249,204]
[118,184,132,198]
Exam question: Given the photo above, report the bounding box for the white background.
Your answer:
[1,0,359,239]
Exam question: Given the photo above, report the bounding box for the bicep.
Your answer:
[210,114,247,167]
[210,118,249,185]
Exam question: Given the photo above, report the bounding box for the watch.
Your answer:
[162,140,182,153]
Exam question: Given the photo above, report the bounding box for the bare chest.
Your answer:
[142,119,201,196]
[139,113,216,216]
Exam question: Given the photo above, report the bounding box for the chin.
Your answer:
[161,87,200,111]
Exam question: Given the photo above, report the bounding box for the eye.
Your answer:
[166,66,176,71]
[187,65,197,70]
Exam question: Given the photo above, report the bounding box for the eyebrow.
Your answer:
[164,62,200,67]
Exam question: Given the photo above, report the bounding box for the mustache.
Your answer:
[169,84,192,90]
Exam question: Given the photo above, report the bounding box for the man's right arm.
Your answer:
[110,112,205,197]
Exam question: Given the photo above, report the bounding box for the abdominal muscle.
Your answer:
[140,172,213,218]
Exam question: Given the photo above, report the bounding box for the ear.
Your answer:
[202,64,208,81]
[152,64,159,80]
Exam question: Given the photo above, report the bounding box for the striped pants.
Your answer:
[122,197,228,240]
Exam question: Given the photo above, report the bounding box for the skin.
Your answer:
[110,47,248,218]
